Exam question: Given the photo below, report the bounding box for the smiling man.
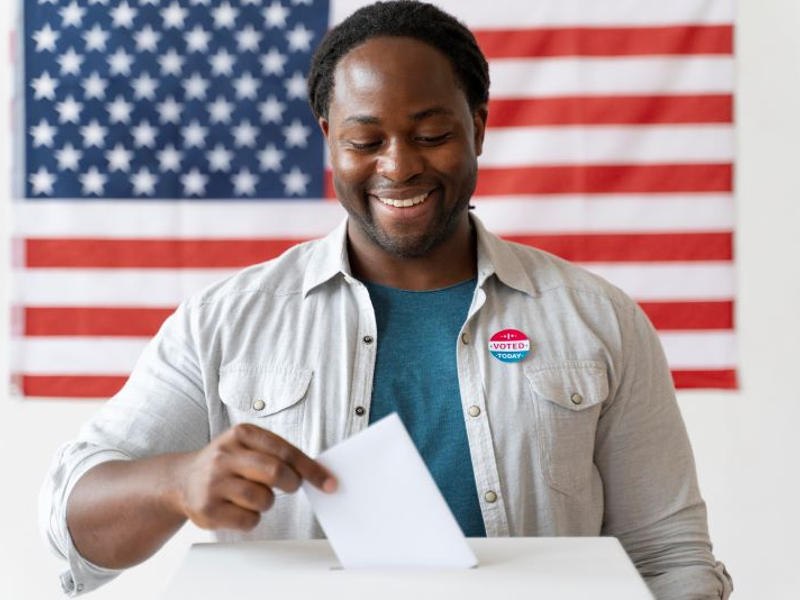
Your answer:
[41,2,731,598]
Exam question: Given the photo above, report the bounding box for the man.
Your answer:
[41,2,732,598]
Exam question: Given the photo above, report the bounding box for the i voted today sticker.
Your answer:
[488,329,531,363]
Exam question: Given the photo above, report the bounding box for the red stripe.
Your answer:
[504,232,732,262]
[671,369,738,390]
[25,307,174,337]
[475,164,733,195]
[487,95,734,127]
[25,231,731,268]
[20,375,128,398]
[638,301,734,330]
[25,238,308,268]
[474,25,733,58]
[18,370,737,398]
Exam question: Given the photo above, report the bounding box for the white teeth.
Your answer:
[377,193,429,208]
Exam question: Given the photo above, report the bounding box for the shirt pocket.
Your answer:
[524,361,608,497]
[218,364,313,447]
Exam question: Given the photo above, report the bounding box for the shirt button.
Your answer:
[77,584,84,592]
[484,490,498,503]
[355,406,366,416]
[468,405,481,418]
[363,335,374,345]
[460,332,470,345]
[570,392,583,405]
[252,399,266,411]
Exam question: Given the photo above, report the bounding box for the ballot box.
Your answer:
[160,537,654,599]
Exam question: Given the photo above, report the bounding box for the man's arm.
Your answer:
[596,307,733,600]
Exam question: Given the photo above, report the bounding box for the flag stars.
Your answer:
[106,143,134,172]
[55,143,83,171]
[134,25,161,53]
[162,1,188,29]
[157,144,183,172]
[30,119,57,147]
[31,71,59,100]
[157,96,183,124]
[232,168,259,196]
[131,167,158,196]
[182,120,208,148]
[33,24,60,52]
[158,49,185,77]
[132,72,158,100]
[260,47,287,76]
[283,119,311,148]
[60,1,86,28]
[284,71,307,100]
[108,48,135,76]
[207,144,234,172]
[82,72,107,100]
[184,73,210,100]
[234,72,260,100]
[282,166,310,196]
[80,166,108,196]
[259,95,285,124]
[212,2,239,29]
[57,47,84,76]
[208,96,235,124]
[110,1,138,28]
[210,49,236,77]
[80,119,108,148]
[181,168,208,196]
[258,143,284,172]
[263,1,289,28]
[55,95,83,124]
[29,167,57,196]
[83,24,110,52]
[107,96,134,124]
[132,120,159,148]
[233,120,259,148]
[185,26,211,53]
[236,25,263,52]
[286,23,314,52]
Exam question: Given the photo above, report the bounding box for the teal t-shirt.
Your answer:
[365,277,486,537]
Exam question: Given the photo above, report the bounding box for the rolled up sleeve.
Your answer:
[596,307,733,600]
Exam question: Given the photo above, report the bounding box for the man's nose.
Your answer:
[375,139,424,182]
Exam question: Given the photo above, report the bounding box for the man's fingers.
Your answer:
[209,501,262,531]
[234,424,337,492]
[217,476,275,513]
[230,449,303,493]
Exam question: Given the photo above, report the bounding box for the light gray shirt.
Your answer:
[40,216,733,598]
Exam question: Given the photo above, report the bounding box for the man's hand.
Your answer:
[177,423,337,531]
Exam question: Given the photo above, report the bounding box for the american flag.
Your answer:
[11,0,737,399]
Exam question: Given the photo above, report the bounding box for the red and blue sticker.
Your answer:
[488,329,531,363]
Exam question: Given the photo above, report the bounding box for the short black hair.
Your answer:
[307,0,490,120]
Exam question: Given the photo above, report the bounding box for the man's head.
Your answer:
[308,1,490,260]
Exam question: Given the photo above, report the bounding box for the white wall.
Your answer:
[2,1,799,598]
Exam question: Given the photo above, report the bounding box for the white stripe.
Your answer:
[490,57,735,97]
[481,125,734,166]
[12,338,147,374]
[12,332,737,374]
[13,201,346,238]
[12,263,735,306]
[583,263,736,301]
[659,331,737,369]
[332,0,735,27]
[14,195,734,237]
[474,195,735,233]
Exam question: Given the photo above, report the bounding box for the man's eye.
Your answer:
[417,134,450,145]
[349,141,381,150]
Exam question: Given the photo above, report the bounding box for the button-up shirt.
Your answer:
[40,216,732,599]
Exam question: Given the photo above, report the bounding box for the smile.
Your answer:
[376,192,430,208]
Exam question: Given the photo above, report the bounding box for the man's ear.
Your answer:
[472,104,488,156]
[319,117,330,141]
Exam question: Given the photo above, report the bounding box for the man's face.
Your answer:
[320,36,487,259]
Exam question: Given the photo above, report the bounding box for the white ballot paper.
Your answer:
[301,413,478,569]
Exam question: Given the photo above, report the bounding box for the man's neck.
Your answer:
[346,217,477,291]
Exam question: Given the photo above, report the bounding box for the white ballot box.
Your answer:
[160,538,654,599]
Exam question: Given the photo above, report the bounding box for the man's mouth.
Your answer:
[372,189,435,208]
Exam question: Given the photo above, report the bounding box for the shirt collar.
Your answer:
[302,214,540,298]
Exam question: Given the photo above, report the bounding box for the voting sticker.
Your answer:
[488,329,531,363]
